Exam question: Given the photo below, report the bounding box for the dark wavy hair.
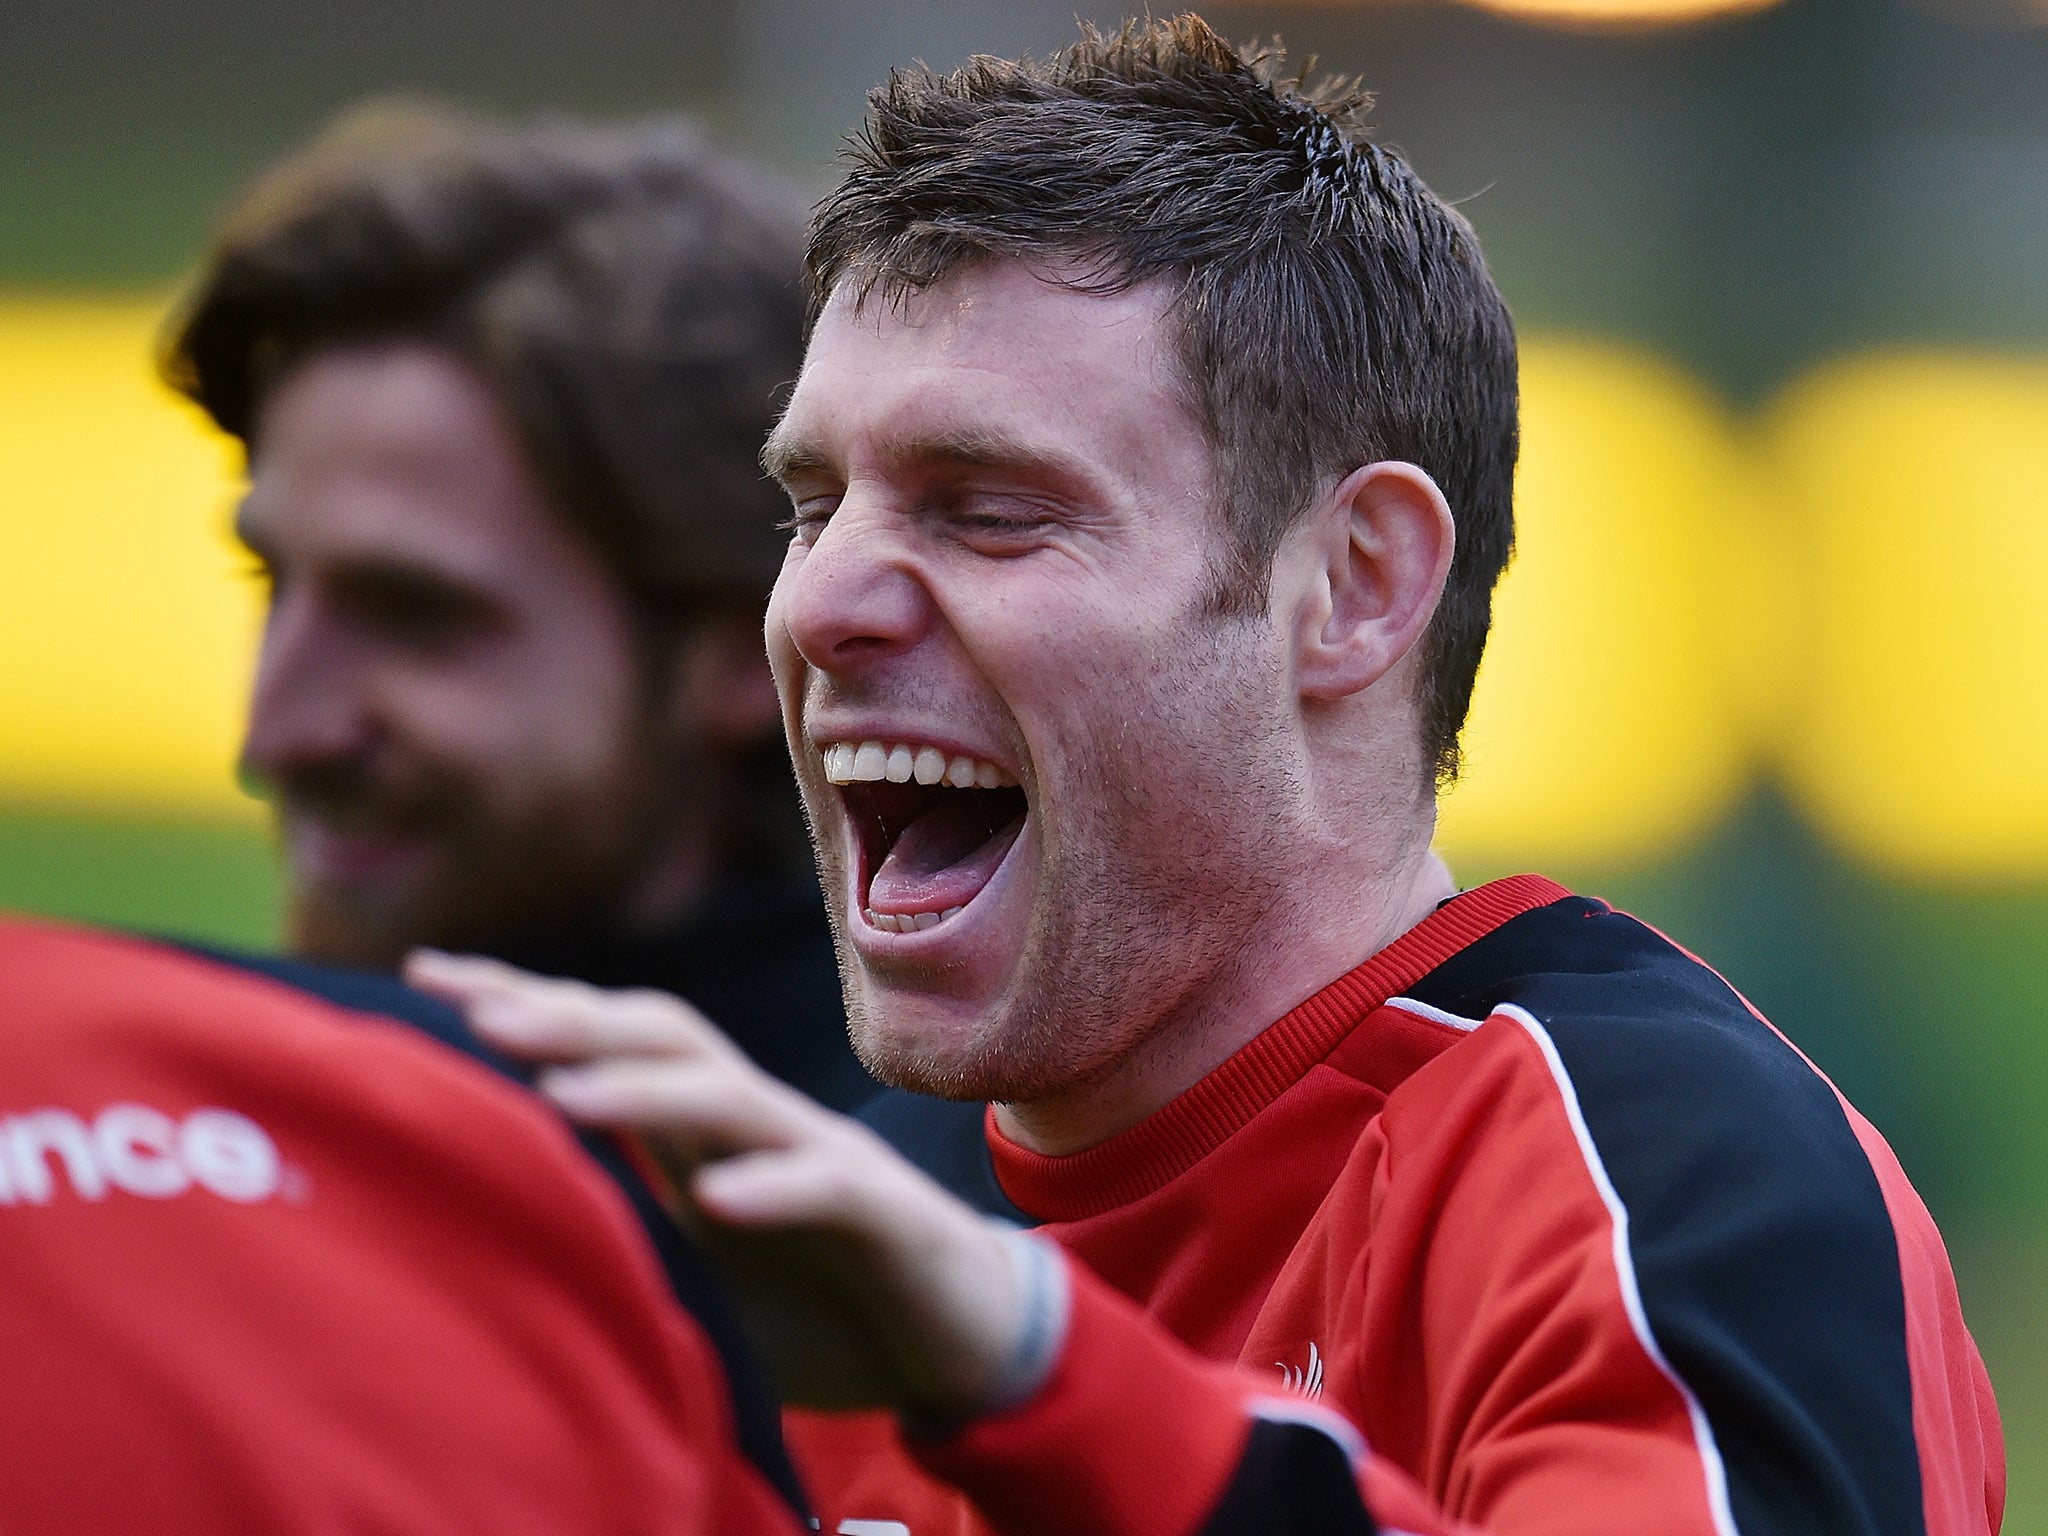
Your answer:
[163,103,813,874]
[164,102,807,624]
[808,16,1518,784]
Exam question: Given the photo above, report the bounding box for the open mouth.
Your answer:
[822,740,1029,934]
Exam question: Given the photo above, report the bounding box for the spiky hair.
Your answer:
[809,16,1519,785]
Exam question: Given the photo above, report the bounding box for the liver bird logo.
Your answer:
[1276,1340,1324,1399]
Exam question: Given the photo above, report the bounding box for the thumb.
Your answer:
[692,1149,851,1229]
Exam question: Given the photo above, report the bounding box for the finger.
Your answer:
[686,1143,938,1242]
[403,948,541,1001]
[690,1145,1032,1420]
[688,1119,991,1269]
[409,952,731,1063]
[692,1146,873,1230]
[538,1055,835,1171]
[474,987,726,1063]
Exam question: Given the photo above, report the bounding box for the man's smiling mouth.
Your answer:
[821,740,1028,933]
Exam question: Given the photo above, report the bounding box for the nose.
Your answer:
[239,588,378,789]
[773,499,932,677]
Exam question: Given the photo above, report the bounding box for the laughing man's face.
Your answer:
[765,261,1305,1104]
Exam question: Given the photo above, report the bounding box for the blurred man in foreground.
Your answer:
[0,915,806,1532]
[420,18,2005,1536]
[163,108,873,1110]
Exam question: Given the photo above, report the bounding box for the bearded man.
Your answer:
[415,19,2005,1536]
[164,107,873,1110]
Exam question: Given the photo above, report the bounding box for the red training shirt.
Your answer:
[795,876,2005,1536]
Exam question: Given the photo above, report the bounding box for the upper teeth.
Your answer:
[821,740,1015,789]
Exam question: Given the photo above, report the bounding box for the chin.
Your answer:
[843,990,1000,1099]
[286,862,459,971]
[287,894,412,971]
[860,1051,1035,1104]
[845,980,1092,1105]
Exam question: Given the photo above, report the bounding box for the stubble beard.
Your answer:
[281,733,680,972]
[828,615,1300,1109]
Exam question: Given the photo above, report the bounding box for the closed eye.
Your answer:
[957,511,1042,533]
[940,493,1072,553]
[777,494,842,546]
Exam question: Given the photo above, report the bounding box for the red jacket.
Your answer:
[799,876,2005,1536]
[0,917,804,1535]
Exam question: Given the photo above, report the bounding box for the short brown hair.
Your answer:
[164,103,806,622]
[809,16,1518,784]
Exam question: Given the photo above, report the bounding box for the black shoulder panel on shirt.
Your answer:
[1196,1418,1377,1536]
[176,943,812,1525]
[1405,896,1925,1536]
[186,945,530,1073]
[577,1131,816,1524]
[858,1087,1034,1226]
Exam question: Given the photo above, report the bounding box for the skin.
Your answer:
[764,262,1452,1150]
[412,258,1459,1416]
[240,341,775,970]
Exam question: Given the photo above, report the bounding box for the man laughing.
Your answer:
[415,18,2004,1536]
[764,255,1444,1128]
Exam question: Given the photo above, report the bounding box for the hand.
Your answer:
[404,951,1042,1423]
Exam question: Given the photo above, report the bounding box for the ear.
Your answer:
[666,609,783,750]
[1288,461,1455,703]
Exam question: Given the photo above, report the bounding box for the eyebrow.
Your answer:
[229,495,505,597]
[759,429,829,486]
[761,424,1094,493]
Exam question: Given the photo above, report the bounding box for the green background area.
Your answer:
[3,0,2042,1521]
[0,806,278,951]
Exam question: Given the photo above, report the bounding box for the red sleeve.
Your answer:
[1328,1009,1741,1536]
[913,1253,1258,1536]
[782,1256,1442,1536]
[910,1251,1459,1536]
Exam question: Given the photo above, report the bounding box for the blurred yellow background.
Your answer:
[0,299,257,814]
[13,301,2046,882]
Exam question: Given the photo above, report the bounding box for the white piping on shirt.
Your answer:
[1384,995,1489,1033]
[1244,1393,1367,1465]
[1498,1002,1741,1536]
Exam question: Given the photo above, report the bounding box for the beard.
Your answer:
[828,610,1303,1106]
[272,738,673,972]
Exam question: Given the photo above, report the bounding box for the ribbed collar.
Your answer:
[987,874,1570,1222]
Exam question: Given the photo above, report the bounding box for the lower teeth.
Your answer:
[865,904,966,933]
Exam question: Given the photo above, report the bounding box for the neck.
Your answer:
[993,830,1454,1157]
[618,831,715,933]
[614,756,734,936]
